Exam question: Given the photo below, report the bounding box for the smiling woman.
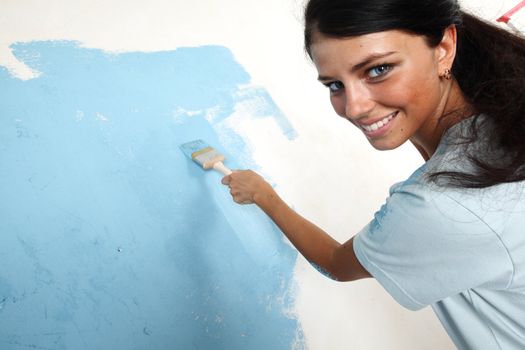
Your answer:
[222,0,525,349]
[310,29,463,155]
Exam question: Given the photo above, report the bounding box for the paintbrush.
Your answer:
[497,0,525,34]
[180,139,232,175]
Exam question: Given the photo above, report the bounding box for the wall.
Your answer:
[0,0,521,349]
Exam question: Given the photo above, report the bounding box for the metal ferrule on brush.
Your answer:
[192,147,226,169]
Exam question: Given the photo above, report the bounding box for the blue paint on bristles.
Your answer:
[180,139,232,175]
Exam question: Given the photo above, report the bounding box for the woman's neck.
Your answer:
[411,79,473,161]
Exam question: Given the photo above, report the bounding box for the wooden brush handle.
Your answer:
[213,161,232,176]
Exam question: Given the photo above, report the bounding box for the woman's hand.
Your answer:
[221,170,275,205]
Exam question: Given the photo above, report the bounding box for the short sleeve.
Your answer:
[353,180,514,311]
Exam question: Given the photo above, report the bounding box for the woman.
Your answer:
[222,0,525,348]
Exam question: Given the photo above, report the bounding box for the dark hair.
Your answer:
[305,0,525,188]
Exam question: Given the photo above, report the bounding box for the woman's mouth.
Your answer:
[360,111,398,136]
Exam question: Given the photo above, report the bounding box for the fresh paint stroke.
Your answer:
[0,41,303,349]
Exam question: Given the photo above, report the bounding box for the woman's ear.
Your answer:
[436,25,457,73]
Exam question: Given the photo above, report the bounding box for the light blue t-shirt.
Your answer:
[353,116,525,349]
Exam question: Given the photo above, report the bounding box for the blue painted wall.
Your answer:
[0,41,302,349]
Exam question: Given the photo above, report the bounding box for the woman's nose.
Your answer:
[344,82,375,120]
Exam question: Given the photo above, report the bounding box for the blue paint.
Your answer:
[0,41,303,349]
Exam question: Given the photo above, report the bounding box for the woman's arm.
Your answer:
[222,170,371,282]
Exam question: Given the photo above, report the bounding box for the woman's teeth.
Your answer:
[361,112,396,132]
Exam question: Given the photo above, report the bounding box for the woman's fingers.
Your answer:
[221,174,232,186]
[222,170,266,205]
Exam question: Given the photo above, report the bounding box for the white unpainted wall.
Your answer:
[0,1,522,349]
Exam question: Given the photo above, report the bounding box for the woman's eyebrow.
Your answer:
[317,51,397,81]
[352,51,397,71]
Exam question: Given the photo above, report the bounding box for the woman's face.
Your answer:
[310,29,455,152]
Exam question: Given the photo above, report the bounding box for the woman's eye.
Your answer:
[326,81,344,92]
[368,64,392,79]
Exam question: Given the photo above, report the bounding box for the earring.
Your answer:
[441,68,452,80]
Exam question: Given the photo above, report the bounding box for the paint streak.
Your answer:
[0,41,303,349]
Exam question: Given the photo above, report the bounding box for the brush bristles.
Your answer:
[192,147,225,169]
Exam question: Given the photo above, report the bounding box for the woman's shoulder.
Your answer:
[391,135,525,233]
